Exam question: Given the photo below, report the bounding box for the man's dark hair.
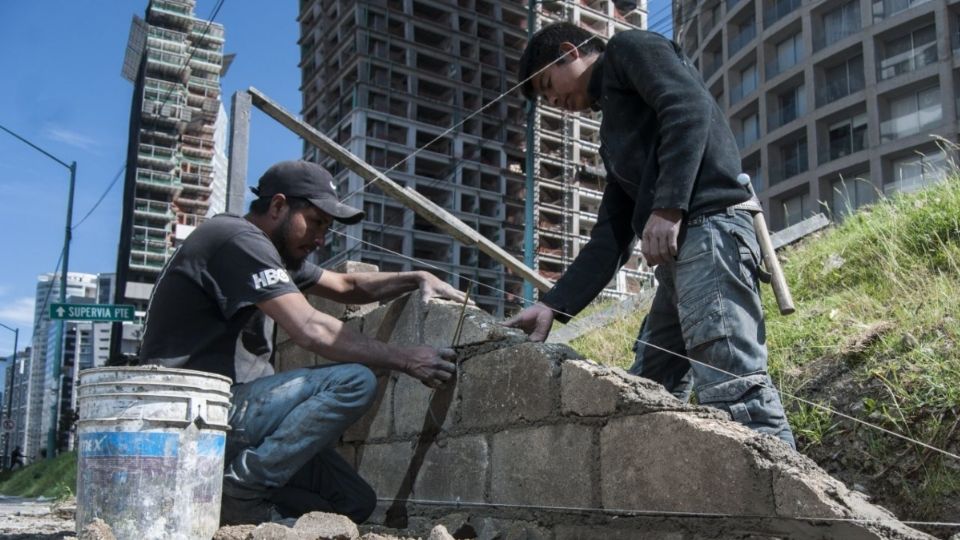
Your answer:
[248,195,313,215]
[518,22,606,100]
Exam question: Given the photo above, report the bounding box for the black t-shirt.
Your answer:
[139,214,323,383]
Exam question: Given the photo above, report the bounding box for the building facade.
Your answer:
[298,0,648,317]
[114,0,227,356]
[674,0,960,230]
[3,348,31,467]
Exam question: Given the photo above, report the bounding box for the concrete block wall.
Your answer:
[275,276,933,539]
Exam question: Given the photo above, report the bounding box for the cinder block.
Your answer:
[421,301,522,347]
[387,292,425,346]
[309,261,381,320]
[343,374,393,442]
[490,424,594,507]
[392,373,457,437]
[560,360,622,416]
[413,435,488,503]
[599,412,775,515]
[274,340,318,373]
[458,343,570,428]
[356,441,415,498]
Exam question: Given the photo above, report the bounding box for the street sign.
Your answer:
[50,303,136,322]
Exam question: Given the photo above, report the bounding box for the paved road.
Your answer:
[0,495,75,539]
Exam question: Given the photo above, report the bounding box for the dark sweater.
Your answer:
[541,30,750,322]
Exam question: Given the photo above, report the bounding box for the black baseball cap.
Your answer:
[252,160,365,224]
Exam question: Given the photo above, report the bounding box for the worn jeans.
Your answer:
[629,209,796,448]
[223,364,378,522]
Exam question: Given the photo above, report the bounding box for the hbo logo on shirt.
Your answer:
[251,268,291,289]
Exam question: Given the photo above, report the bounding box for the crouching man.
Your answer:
[139,160,468,525]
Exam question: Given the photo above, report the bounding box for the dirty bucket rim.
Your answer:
[79,365,233,386]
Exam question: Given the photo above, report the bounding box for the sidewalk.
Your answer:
[0,494,75,539]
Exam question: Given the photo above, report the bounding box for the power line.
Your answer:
[73,163,125,230]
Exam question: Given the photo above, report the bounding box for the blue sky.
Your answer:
[0,1,672,355]
[0,1,303,353]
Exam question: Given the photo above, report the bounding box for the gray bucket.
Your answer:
[76,366,232,540]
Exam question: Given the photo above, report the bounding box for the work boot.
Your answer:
[219,493,283,526]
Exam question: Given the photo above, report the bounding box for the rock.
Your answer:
[293,511,360,539]
[427,525,455,540]
[250,522,298,540]
[214,524,258,540]
[78,518,116,540]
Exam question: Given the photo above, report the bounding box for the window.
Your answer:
[768,33,802,79]
[878,24,937,81]
[818,55,865,106]
[736,113,760,149]
[830,174,876,219]
[873,0,933,22]
[781,191,812,227]
[881,86,941,142]
[827,114,867,161]
[888,152,948,194]
[731,63,758,104]
[818,1,860,50]
[770,84,805,130]
[779,136,808,182]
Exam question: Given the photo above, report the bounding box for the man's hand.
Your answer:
[641,208,683,266]
[502,302,555,342]
[418,272,474,304]
[401,346,457,388]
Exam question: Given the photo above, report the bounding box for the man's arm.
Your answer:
[258,292,455,387]
[306,270,470,305]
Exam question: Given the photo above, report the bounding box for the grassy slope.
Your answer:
[0,451,76,499]
[571,176,960,525]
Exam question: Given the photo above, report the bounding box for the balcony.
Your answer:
[138,144,177,167]
[877,41,937,81]
[729,24,757,57]
[136,169,180,192]
[871,0,932,22]
[816,72,865,106]
[766,50,803,80]
[772,153,808,185]
[133,198,174,220]
[880,103,941,142]
[768,102,805,131]
[729,81,757,105]
[765,0,802,28]
[146,48,186,74]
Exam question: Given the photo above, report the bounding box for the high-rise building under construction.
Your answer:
[298,0,649,316]
[114,0,229,356]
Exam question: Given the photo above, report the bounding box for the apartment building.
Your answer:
[674,0,960,229]
[114,0,227,351]
[298,0,648,317]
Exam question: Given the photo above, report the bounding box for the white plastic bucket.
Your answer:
[76,366,232,540]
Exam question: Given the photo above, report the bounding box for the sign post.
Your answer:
[50,303,136,322]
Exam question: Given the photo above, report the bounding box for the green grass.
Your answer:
[0,451,76,500]
[571,172,960,524]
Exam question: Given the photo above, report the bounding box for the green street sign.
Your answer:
[50,303,136,322]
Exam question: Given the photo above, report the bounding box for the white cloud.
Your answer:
[0,297,36,326]
[44,126,100,152]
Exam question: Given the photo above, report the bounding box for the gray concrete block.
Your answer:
[392,373,457,437]
[293,511,359,540]
[343,374,393,442]
[356,441,415,499]
[560,359,621,416]
[599,412,775,515]
[421,301,523,347]
[412,435,488,502]
[387,292,425,346]
[275,340,319,373]
[458,342,571,428]
[490,424,594,507]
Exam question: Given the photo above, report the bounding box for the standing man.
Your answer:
[140,160,469,525]
[505,23,795,449]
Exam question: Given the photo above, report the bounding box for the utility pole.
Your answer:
[0,123,77,459]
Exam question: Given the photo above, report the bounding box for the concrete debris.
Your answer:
[212,524,257,540]
[426,525,454,540]
[250,522,300,540]
[78,518,115,540]
[293,511,360,539]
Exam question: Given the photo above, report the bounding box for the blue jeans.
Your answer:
[629,209,796,448]
[224,364,378,521]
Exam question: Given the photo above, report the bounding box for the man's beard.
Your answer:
[272,215,312,271]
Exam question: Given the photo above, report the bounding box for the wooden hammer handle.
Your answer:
[752,211,795,315]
